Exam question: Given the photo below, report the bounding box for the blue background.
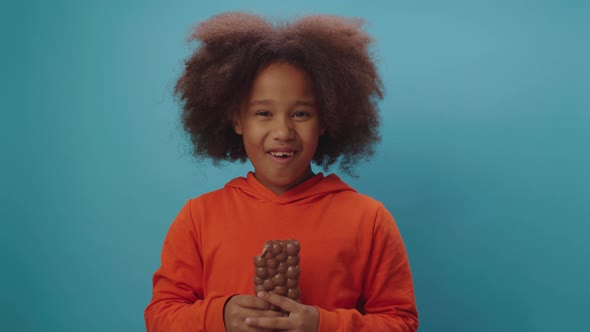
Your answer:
[2,0,589,331]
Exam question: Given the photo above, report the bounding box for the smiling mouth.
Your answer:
[269,151,295,158]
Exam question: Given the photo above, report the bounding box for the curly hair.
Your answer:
[175,12,384,174]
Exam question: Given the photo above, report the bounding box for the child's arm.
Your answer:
[336,202,418,331]
[144,201,231,331]
[244,203,419,332]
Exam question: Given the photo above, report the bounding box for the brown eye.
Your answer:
[292,111,309,118]
[256,111,271,117]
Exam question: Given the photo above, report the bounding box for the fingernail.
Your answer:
[257,291,267,297]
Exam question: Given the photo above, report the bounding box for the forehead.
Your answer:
[247,62,316,102]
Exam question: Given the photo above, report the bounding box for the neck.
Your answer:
[255,167,315,196]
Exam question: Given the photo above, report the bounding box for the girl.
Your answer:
[145,12,418,332]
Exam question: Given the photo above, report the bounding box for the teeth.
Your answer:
[270,151,294,157]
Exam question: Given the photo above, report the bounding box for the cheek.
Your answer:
[241,127,265,150]
[242,136,258,151]
[304,126,322,143]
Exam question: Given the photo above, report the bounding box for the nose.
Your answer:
[271,115,295,141]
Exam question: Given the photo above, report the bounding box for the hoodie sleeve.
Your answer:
[315,203,419,331]
[144,201,231,332]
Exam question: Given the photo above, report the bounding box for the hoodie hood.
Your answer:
[225,171,355,205]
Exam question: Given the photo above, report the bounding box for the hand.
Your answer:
[244,291,319,332]
[224,295,284,332]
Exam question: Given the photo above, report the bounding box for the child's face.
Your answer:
[234,62,325,195]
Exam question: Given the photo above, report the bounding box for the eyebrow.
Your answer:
[248,100,316,107]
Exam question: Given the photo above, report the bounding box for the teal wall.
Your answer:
[2,1,588,331]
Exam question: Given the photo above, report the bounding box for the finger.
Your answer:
[245,316,292,330]
[233,295,275,310]
[256,291,300,313]
[240,308,285,318]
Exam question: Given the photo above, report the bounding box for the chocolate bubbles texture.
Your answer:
[253,240,301,302]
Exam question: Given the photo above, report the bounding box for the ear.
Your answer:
[233,114,243,135]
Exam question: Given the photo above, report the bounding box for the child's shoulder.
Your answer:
[335,188,389,217]
[182,174,251,206]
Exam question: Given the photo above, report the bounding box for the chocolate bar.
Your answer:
[253,240,301,302]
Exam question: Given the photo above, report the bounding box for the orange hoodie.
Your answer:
[145,172,418,331]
